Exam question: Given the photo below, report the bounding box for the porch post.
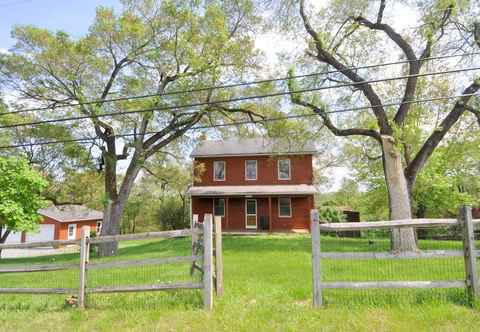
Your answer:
[268,197,273,233]
[225,197,229,230]
[212,198,215,216]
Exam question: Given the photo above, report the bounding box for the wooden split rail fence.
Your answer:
[0,214,223,310]
[311,205,480,307]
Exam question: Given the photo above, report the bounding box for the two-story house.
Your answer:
[187,138,317,232]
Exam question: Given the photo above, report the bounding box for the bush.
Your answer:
[318,206,345,223]
[156,196,189,230]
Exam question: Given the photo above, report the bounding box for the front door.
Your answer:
[67,224,77,240]
[245,199,257,229]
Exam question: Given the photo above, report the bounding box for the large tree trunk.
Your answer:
[97,199,125,256]
[381,136,417,252]
[97,152,141,257]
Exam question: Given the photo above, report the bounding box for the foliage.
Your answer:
[318,205,345,223]
[0,0,264,244]
[156,195,189,230]
[43,170,104,209]
[0,157,48,240]
[119,156,193,233]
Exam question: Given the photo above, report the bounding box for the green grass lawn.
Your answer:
[0,234,479,331]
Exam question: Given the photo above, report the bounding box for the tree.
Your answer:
[0,94,97,183]
[2,0,262,255]
[43,170,105,208]
[0,157,47,256]
[286,0,479,251]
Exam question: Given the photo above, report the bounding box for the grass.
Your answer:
[0,234,479,331]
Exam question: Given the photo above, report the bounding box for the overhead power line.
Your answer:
[2,51,479,117]
[1,66,479,130]
[1,92,477,150]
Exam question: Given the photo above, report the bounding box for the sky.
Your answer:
[0,0,121,51]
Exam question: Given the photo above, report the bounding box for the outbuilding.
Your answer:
[20,205,103,242]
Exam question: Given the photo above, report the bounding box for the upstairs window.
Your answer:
[278,198,292,217]
[214,198,225,216]
[245,160,257,180]
[278,159,291,180]
[213,161,225,181]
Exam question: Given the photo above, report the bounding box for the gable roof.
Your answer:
[191,138,317,157]
[40,205,103,223]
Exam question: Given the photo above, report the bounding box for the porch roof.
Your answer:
[187,185,317,196]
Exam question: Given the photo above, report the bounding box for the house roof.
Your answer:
[190,138,317,157]
[187,185,318,196]
[39,205,103,223]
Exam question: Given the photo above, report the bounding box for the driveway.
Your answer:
[1,246,79,259]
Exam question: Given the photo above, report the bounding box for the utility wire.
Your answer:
[2,51,479,117]
[1,66,479,130]
[1,92,477,149]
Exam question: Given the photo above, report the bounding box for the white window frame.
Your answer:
[245,160,258,181]
[213,160,226,181]
[67,224,77,240]
[245,199,257,229]
[278,197,292,218]
[213,198,225,217]
[278,159,291,180]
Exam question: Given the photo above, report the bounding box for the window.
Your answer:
[213,161,225,181]
[67,224,76,240]
[245,160,257,180]
[214,198,225,216]
[278,198,292,217]
[278,159,291,180]
[96,221,102,234]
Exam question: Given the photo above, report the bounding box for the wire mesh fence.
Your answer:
[0,245,81,310]
[85,236,204,310]
[311,206,480,307]
[0,215,222,311]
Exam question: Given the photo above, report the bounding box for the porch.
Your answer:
[188,185,316,232]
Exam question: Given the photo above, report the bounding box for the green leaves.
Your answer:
[0,157,48,233]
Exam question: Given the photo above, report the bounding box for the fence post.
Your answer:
[79,225,91,309]
[311,209,322,307]
[203,214,214,310]
[214,216,224,297]
[192,214,199,256]
[460,205,479,304]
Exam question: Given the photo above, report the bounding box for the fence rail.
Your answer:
[318,218,480,231]
[311,206,480,307]
[0,215,223,311]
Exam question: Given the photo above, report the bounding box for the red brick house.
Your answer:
[11,205,103,243]
[187,138,317,232]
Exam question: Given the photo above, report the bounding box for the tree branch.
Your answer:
[405,81,480,184]
[299,0,391,134]
[352,5,421,125]
[290,92,381,141]
[465,104,480,126]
